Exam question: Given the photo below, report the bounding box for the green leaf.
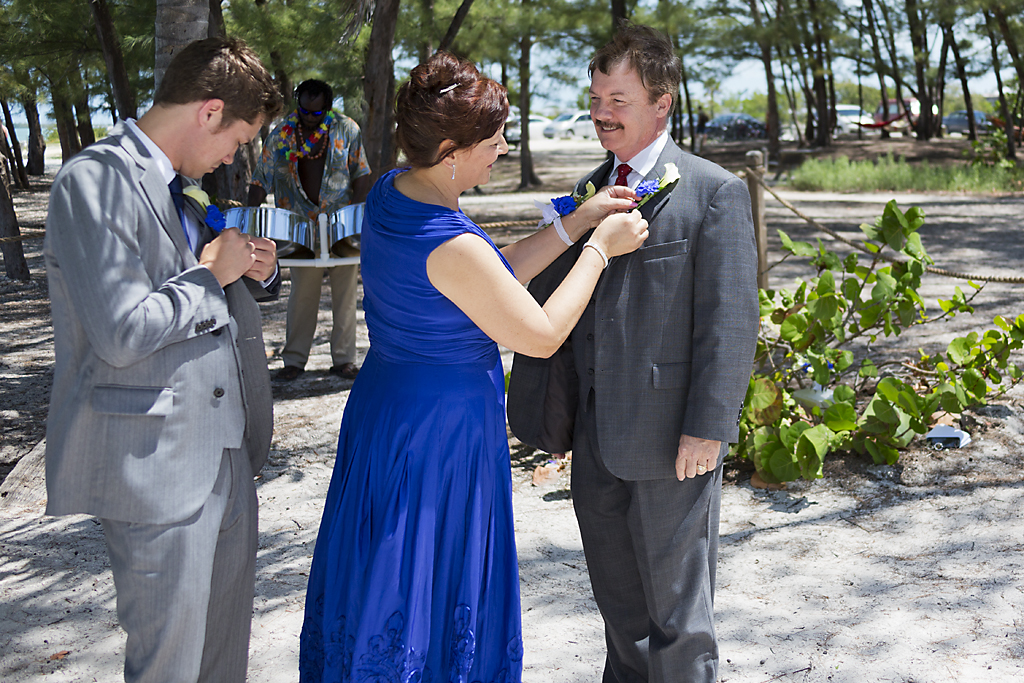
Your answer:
[824,403,858,431]
[805,295,839,323]
[947,338,971,365]
[859,358,878,378]
[833,384,856,403]
[747,378,783,426]
[871,271,897,303]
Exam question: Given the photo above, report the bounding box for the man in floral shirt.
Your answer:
[248,79,371,381]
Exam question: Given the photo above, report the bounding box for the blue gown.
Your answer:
[299,169,523,683]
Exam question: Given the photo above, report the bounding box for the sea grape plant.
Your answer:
[735,200,1024,483]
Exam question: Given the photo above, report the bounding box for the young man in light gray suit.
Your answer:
[507,25,759,682]
[43,37,283,683]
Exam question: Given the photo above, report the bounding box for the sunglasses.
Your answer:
[298,106,325,117]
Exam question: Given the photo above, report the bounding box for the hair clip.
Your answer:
[439,83,459,94]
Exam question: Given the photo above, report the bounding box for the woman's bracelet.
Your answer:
[583,241,609,269]
[552,216,574,246]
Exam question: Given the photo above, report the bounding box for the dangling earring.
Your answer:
[451,163,456,181]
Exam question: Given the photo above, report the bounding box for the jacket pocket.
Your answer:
[91,385,175,416]
[639,238,689,262]
[652,362,691,389]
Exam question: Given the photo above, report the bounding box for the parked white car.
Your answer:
[834,104,875,134]
[504,115,552,146]
[543,111,597,139]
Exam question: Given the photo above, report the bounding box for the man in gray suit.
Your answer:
[507,25,758,682]
[43,37,283,683]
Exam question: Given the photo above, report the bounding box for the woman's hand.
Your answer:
[590,210,649,258]
[572,185,638,230]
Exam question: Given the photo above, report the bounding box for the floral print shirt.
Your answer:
[252,109,371,222]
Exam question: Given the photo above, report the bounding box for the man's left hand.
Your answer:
[675,434,721,480]
[245,236,277,281]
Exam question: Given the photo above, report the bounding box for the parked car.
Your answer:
[504,115,552,146]
[873,98,920,132]
[542,111,597,139]
[834,104,874,134]
[942,110,990,136]
[704,113,768,140]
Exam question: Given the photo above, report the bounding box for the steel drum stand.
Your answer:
[278,213,360,267]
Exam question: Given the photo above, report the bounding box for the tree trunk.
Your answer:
[155,0,210,91]
[878,0,912,134]
[21,96,46,175]
[905,0,933,140]
[862,0,890,135]
[993,6,1024,95]
[1,99,31,189]
[748,0,780,157]
[611,0,627,34]
[518,31,541,189]
[362,0,401,183]
[438,0,475,53]
[0,178,30,281]
[933,29,950,138]
[680,53,696,153]
[72,62,97,148]
[51,86,82,163]
[945,24,976,140]
[89,0,137,120]
[984,10,1016,161]
[808,0,830,147]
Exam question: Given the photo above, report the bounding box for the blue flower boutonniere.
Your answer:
[182,186,226,233]
[205,205,226,232]
[633,162,681,208]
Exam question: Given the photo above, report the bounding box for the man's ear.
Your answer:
[656,92,672,118]
[197,99,226,131]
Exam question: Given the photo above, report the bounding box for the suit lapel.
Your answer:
[116,124,195,262]
[638,142,683,225]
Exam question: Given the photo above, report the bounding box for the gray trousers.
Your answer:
[282,264,358,369]
[100,447,258,683]
[572,394,723,683]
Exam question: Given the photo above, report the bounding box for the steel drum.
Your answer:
[224,207,315,259]
[327,202,365,258]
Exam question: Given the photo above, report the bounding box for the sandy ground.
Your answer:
[2,137,1024,681]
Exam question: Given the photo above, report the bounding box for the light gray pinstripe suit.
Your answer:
[508,139,758,682]
[43,122,277,682]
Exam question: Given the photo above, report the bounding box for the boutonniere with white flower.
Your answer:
[182,186,227,232]
[633,162,681,208]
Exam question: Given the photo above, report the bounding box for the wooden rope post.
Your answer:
[745,149,768,290]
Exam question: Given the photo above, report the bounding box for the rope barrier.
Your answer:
[0,230,45,244]
[476,219,537,230]
[744,165,1024,285]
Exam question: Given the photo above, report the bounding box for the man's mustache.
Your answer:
[593,118,623,130]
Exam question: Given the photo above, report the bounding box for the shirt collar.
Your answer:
[613,130,670,180]
[126,119,176,184]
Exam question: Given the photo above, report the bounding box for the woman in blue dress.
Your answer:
[299,51,649,683]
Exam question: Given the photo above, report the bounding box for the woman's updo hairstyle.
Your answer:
[396,51,509,168]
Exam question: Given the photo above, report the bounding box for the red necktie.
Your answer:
[614,163,632,186]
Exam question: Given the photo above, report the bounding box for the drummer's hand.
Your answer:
[199,227,256,288]
[245,236,277,282]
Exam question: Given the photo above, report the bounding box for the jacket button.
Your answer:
[587,368,594,376]
[213,387,225,398]
[586,333,594,341]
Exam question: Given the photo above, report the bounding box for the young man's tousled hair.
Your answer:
[155,36,283,126]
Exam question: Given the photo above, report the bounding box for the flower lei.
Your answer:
[536,162,681,226]
[182,186,226,232]
[278,110,334,162]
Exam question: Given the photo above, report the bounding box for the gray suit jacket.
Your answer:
[43,122,277,524]
[507,139,758,480]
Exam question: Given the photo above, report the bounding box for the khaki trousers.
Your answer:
[282,264,358,369]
